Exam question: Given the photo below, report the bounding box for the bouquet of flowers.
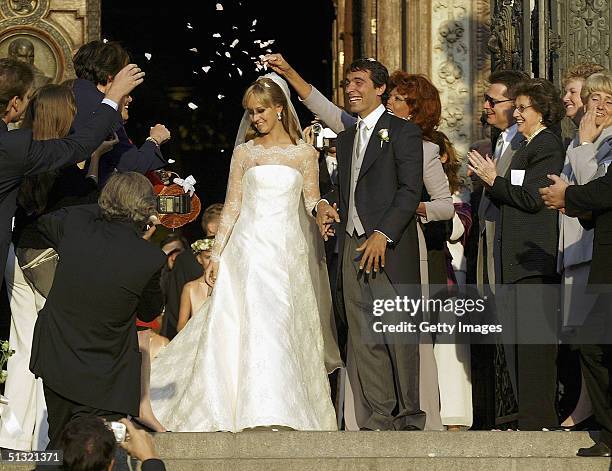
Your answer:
[0,341,15,384]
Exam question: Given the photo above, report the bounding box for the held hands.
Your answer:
[118,419,159,462]
[579,110,612,144]
[315,201,340,241]
[105,64,145,104]
[539,174,569,210]
[205,260,219,287]
[467,150,497,186]
[149,124,171,145]
[356,232,388,274]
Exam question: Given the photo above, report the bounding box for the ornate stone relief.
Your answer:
[472,0,491,139]
[559,0,611,71]
[488,0,524,71]
[0,0,100,83]
[431,0,472,154]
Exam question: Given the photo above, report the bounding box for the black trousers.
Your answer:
[514,276,559,430]
[578,293,612,445]
[44,384,124,450]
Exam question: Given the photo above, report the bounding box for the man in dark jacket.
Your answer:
[0,58,144,286]
[71,41,169,185]
[29,173,166,449]
[541,168,612,456]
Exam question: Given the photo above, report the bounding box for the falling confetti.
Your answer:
[189,48,198,53]
[188,102,198,110]
[225,51,231,58]
[202,66,211,73]
[237,67,243,76]
[102,38,108,43]
[186,23,193,29]
[216,3,223,10]
[252,19,257,26]
[212,33,221,38]
[218,94,225,100]
[144,53,152,60]
[232,26,238,30]
[168,158,176,164]
[230,39,239,48]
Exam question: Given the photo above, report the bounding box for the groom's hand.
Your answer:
[316,201,340,241]
[356,232,387,274]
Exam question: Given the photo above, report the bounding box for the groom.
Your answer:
[316,58,425,431]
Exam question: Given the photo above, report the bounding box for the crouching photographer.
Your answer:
[59,417,165,470]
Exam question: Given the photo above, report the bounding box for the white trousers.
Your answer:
[0,245,48,450]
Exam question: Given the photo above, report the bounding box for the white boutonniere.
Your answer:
[378,129,390,148]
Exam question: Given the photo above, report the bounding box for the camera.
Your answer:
[157,194,191,214]
[109,421,126,443]
[312,125,338,151]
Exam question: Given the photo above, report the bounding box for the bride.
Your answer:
[149,73,341,432]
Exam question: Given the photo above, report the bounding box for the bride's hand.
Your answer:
[205,261,219,287]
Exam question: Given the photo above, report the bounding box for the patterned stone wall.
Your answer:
[0,0,101,83]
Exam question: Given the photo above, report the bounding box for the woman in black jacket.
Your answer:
[469,78,565,431]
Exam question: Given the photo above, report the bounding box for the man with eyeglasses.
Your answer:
[477,70,530,290]
[475,71,529,422]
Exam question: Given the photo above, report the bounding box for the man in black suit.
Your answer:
[0,58,144,287]
[71,41,169,185]
[29,172,166,449]
[541,169,612,456]
[316,58,425,431]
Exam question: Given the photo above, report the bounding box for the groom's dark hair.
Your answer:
[347,58,389,102]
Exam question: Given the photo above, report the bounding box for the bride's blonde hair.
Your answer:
[241,77,301,144]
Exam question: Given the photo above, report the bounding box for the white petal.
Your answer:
[102,38,108,44]
[189,48,198,53]
[237,67,243,76]
[252,19,257,26]
[168,158,176,164]
[216,3,223,10]
[230,39,239,48]
[186,23,193,29]
[202,66,211,73]
[144,53,152,60]
[188,102,198,110]
[212,33,221,38]
[225,51,231,58]
[217,94,225,99]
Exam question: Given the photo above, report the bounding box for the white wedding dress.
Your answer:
[150,140,338,432]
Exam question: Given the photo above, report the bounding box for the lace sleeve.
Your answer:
[211,145,246,261]
[301,145,321,215]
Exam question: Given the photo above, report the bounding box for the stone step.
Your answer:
[155,457,612,471]
[0,431,609,470]
[152,431,601,459]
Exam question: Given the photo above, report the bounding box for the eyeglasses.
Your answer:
[484,94,512,108]
[514,104,534,114]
